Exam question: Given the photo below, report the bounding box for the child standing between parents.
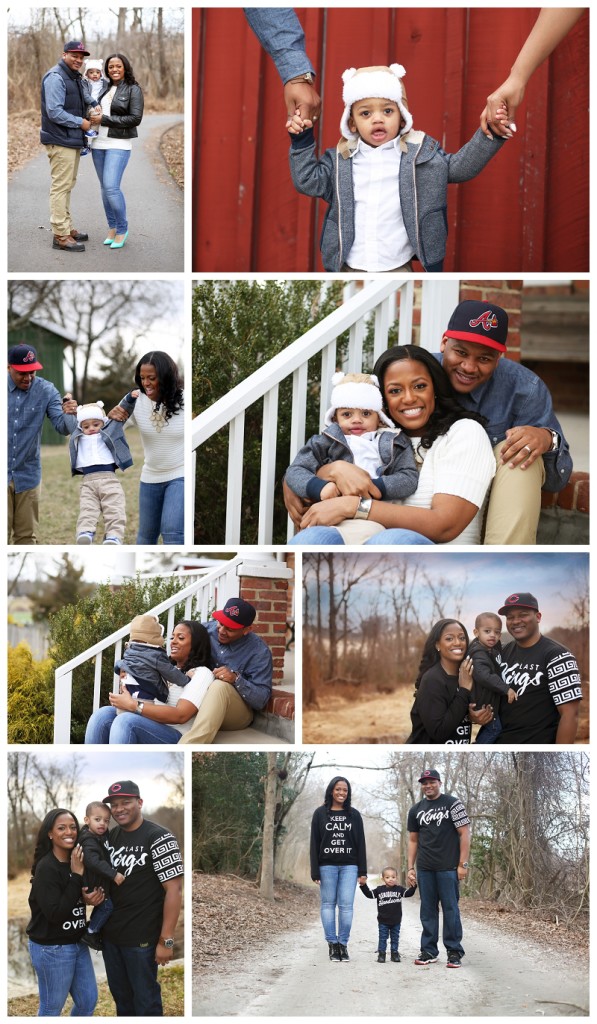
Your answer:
[288,63,505,272]
[468,611,517,744]
[286,370,418,544]
[78,801,125,950]
[360,867,417,962]
[69,398,137,544]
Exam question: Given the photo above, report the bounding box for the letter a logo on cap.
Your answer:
[468,310,498,332]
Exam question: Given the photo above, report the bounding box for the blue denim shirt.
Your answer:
[244,7,314,83]
[206,620,273,710]
[433,353,572,492]
[7,375,77,493]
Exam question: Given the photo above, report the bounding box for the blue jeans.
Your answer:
[417,869,464,958]
[476,714,503,744]
[28,939,97,1016]
[89,895,113,933]
[102,938,162,1016]
[290,526,434,545]
[318,864,359,944]
[378,921,401,952]
[137,477,184,544]
[84,706,182,744]
[91,148,131,233]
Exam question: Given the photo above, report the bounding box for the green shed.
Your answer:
[8,318,76,445]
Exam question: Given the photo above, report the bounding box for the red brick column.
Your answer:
[238,575,289,685]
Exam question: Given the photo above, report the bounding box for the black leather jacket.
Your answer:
[98,80,144,139]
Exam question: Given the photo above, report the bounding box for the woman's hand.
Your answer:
[358,875,368,885]
[109,690,138,712]
[107,404,129,422]
[282,477,310,528]
[300,495,359,529]
[468,703,493,726]
[480,76,524,137]
[458,656,474,692]
[319,461,382,499]
[70,844,85,876]
[82,886,105,907]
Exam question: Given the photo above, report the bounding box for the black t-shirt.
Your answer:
[360,882,417,925]
[309,805,367,879]
[495,635,582,743]
[26,851,86,945]
[408,662,471,745]
[407,793,470,871]
[102,818,183,947]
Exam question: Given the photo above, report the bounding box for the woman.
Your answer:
[290,345,495,545]
[310,776,367,962]
[109,350,184,543]
[84,620,213,743]
[92,52,144,248]
[407,619,493,744]
[26,808,103,1016]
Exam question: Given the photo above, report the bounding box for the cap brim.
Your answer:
[10,362,43,371]
[444,330,506,352]
[498,604,538,615]
[418,775,440,783]
[212,610,245,629]
[103,791,139,802]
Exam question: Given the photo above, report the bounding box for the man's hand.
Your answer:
[407,868,416,885]
[82,886,105,906]
[500,426,552,469]
[212,666,237,685]
[457,865,469,882]
[62,392,77,415]
[468,703,493,726]
[287,110,313,134]
[155,941,174,967]
[284,81,321,129]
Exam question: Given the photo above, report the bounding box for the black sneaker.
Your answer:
[391,951,401,962]
[81,930,103,951]
[377,952,386,963]
[338,944,350,961]
[446,951,462,968]
[329,942,341,962]
[414,951,438,965]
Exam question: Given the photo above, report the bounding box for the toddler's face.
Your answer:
[382,870,397,886]
[348,97,403,147]
[334,407,380,435]
[474,618,502,648]
[86,69,102,80]
[80,418,104,435]
[85,808,111,835]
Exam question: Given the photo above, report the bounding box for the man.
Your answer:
[244,8,321,128]
[180,597,273,744]
[437,299,572,544]
[40,40,101,252]
[495,592,582,744]
[7,344,77,544]
[407,769,471,970]
[102,780,184,1017]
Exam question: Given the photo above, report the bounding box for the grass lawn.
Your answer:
[8,963,184,1016]
[36,432,144,545]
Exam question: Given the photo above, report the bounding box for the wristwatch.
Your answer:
[354,497,372,520]
[160,936,175,949]
[286,72,315,85]
[135,702,145,716]
[459,861,469,869]
[548,429,560,451]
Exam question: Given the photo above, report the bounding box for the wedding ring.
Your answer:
[523,445,532,453]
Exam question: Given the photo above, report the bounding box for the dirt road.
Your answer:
[193,890,588,1016]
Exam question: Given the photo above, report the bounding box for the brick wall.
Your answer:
[238,575,289,685]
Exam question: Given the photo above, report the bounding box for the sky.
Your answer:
[8,550,236,584]
[304,551,588,633]
[9,750,183,822]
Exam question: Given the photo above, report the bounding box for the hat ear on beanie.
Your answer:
[340,63,413,141]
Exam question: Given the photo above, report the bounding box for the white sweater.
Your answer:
[125,393,184,483]
[400,419,496,544]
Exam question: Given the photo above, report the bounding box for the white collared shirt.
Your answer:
[345,431,382,477]
[346,136,414,272]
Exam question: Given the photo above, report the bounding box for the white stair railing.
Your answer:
[192,279,415,543]
[53,557,270,743]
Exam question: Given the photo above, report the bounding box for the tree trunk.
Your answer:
[259,755,277,901]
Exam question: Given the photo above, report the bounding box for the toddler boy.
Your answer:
[468,611,517,744]
[70,398,136,544]
[79,801,125,950]
[360,866,416,962]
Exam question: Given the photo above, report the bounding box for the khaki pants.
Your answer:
[483,441,546,545]
[77,473,126,542]
[8,481,40,544]
[45,144,81,236]
[179,680,253,744]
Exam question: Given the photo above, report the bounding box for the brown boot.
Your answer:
[52,235,85,252]
[70,228,89,242]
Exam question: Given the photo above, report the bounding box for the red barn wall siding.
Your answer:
[192,7,588,273]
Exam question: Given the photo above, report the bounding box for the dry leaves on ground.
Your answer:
[160,123,183,189]
[192,872,319,971]
[461,897,589,957]
[8,114,42,178]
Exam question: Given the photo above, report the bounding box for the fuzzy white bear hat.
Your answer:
[77,400,108,424]
[340,63,413,141]
[324,371,395,427]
